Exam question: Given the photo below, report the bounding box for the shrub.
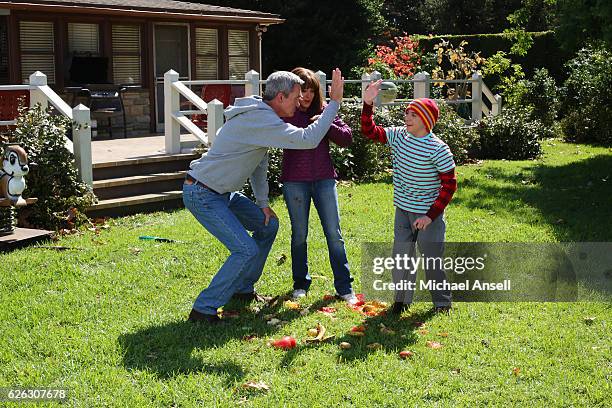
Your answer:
[434,102,480,165]
[523,68,559,126]
[560,45,612,145]
[9,104,95,230]
[476,107,550,160]
[331,102,395,181]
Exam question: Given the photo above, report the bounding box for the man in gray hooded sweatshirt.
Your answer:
[184,68,345,323]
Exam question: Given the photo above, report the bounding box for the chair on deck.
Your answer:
[191,84,232,129]
[0,90,29,132]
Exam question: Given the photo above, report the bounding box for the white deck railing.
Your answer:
[165,69,500,153]
[352,70,500,121]
[164,70,261,154]
[0,71,93,187]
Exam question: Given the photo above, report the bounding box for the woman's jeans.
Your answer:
[282,179,353,296]
[183,183,279,315]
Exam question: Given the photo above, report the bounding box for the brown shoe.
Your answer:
[187,308,223,324]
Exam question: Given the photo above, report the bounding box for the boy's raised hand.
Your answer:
[328,68,344,103]
[364,79,383,105]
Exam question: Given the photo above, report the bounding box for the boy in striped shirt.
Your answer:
[361,80,457,315]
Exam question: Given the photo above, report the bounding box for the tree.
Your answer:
[556,0,612,51]
[381,0,558,35]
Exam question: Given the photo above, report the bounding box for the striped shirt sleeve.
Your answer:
[431,144,456,173]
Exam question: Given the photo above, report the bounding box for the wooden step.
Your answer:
[86,190,184,218]
[92,153,201,181]
[93,171,186,200]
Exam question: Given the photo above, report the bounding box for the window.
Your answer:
[20,21,55,84]
[228,29,249,80]
[68,23,99,55]
[112,25,141,84]
[0,16,8,84]
[195,27,218,80]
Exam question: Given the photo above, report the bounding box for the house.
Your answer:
[0,0,283,136]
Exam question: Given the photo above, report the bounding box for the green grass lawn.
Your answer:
[1,140,610,407]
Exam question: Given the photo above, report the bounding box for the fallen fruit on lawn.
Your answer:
[512,367,520,376]
[418,329,429,335]
[348,331,365,337]
[271,336,297,350]
[438,332,449,337]
[284,300,301,310]
[379,323,396,335]
[367,342,383,350]
[399,350,414,359]
[426,341,443,349]
[351,325,366,332]
[323,294,335,301]
[305,323,335,344]
[307,328,319,337]
[339,342,352,349]
[351,299,387,316]
[242,380,270,392]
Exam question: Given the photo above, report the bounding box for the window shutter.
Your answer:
[112,25,141,84]
[0,17,8,84]
[195,28,218,80]
[20,21,55,84]
[68,23,99,55]
[228,30,249,80]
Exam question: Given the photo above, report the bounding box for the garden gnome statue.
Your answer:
[0,144,30,207]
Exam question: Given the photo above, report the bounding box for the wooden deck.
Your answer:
[92,133,201,164]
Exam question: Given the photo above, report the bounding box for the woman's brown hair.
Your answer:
[291,67,324,115]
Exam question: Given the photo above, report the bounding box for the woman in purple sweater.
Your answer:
[282,67,357,304]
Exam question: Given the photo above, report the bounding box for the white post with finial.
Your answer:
[471,72,483,121]
[361,72,371,103]
[28,71,49,110]
[245,70,260,96]
[413,72,431,99]
[72,104,93,187]
[164,70,181,154]
[370,70,382,106]
[316,70,327,100]
[206,99,224,147]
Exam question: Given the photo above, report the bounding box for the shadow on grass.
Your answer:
[456,154,612,241]
[118,294,339,380]
[374,153,611,241]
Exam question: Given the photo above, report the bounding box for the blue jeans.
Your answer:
[282,179,353,296]
[183,183,279,315]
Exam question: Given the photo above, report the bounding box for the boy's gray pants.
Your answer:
[392,208,452,307]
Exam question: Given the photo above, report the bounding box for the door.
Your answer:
[154,24,190,132]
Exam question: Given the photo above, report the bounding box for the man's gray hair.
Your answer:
[262,71,304,101]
